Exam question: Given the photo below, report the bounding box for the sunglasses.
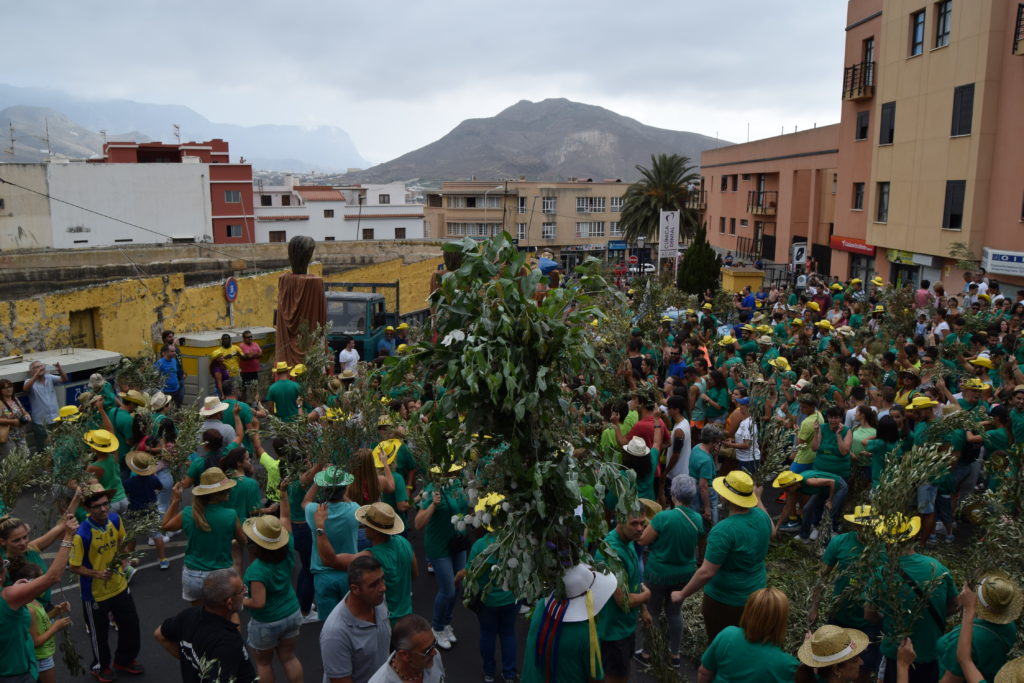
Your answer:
[89,501,111,511]
[405,641,438,658]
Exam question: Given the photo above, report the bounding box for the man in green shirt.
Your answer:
[793,395,824,473]
[264,362,302,422]
[595,510,651,683]
[937,572,1019,683]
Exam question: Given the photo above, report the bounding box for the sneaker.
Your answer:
[799,535,813,544]
[432,628,452,651]
[162,534,171,543]
[159,559,170,570]
[302,609,320,624]
[779,520,800,533]
[944,534,956,543]
[113,660,144,675]
[146,537,156,547]
[632,651,651,669]
[442,624,457,644]
[926,534,938,547]
[91,668,116,683]
[484,677,497,683]
[427,561,434,574]
[809,528,819,541]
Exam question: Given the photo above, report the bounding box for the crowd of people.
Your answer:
[0,265,1022,683]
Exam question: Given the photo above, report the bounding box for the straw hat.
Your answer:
[474,493,505,532]
[396,344,408,354]
[769,357,791,371]
[397,322,409,330]
[290,364,306,377]
[429,462,465,475]
[82,482,117,504]
[314,466,354,488]
[53,405,81,423]
[638,498,662,520]
[792,318,805,327]
[871,276,884,286]
[970,355,994,369]
[243,515,290,550]
[199,396,230,416]
[797,625,870,668]
[772,471,803,489]
[975,571,1023,624]
[814,320,833,330]
[372,438,401,468]
[702,302,713,310]
[126,451,158,476]
[377,414,393,427]
[88,373,106,390]
[850,278,862,285]
[795,378,812,391]
[757,335,773,345]
[192,467,237,496]
[118,390,148,407]
[77,391,95,405]
[995,656,1024,683]
[340,369,356,380]
[272,361,292,373]
[837,325,855,337]
[740,324,756,333]
[623,436,650,458]
[874,513,921,542]
[661,316,673,323]
[906,396,939,411]
[560,563,618,623]
[712,470,759,508]
[807,301,820,312]
[843,504,880,526]
[150,391,172,411]
[355,502,405,536]
[385,325,395,332]
[962,377,991,392]
[83,429,119,453]
[830,283,844,291]
[874,305,886,313]
[717,335,737,347]
[627,289,635,295]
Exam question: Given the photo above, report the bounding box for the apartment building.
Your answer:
[702,0,1024,287]
[424,179,644,271]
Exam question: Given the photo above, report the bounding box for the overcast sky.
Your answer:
[7,1,849,164]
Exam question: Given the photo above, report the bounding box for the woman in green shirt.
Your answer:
[0,491,81,608]
[162,468,246,605]
[242,479,303,683]
[622,435,659,501]
[702,370,730,425]
[794,624,869,683]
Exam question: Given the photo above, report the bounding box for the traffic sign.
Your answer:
[628,255,639,265]
[224,277,239,303]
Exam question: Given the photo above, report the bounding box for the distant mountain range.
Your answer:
[341,98,729,184]
[0,84,368,171]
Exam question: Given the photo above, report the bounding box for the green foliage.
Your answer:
[948,241,981,273]
[619,153,700,243]
[676,224,722,294]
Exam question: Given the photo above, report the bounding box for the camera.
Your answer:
[18,415,31,424]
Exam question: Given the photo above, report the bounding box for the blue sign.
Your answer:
[224,277,239,303]
[608,240,628,250]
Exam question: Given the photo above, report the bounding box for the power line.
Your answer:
[0,175,258,268]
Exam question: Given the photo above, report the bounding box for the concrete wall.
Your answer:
[0,254,443,358]
[47,162,213,248]
[0,164,52,250]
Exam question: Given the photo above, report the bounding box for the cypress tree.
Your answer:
[676,224,722,294]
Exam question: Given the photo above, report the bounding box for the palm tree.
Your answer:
[619,153,701,244]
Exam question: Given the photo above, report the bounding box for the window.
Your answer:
[951,83,974,136]
[910,10,926,56]
[394,227,406,239]
[323,209,334,218]
[876,182,890,222]
[362,228,375,239]
[518,197,527,214]
[942,180,966,229]
[575,222,605,238]
[935,0,952,47]
[542,222,556,239]
[542,196,556,213]
[742,174,750,181]
[226,224,243,238]
[269,230,286,243]
[740,219,749,228]
[378,194,390,204]
[611,196,623,212]
[325,236,335,241]
[731,175,738,192]
[879,101,896,145]
[855,110,870,140]
[224,190,241,203]
[281,195,291,207]
[863,36,875,71]
[483,196,501,209]
[609,221,622,236]
[576,196,605,213]
[721,176,728,192]
[260,194,272,206]
[465,197,477,208]
[853,183,865,210]
[719,217,726,233]
[517,223,527,240]
[832,173,838,195]
[729,218,736,234]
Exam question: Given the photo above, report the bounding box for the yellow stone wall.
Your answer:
[0,256,442,358]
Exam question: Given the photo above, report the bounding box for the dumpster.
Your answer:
[0,348,123,410]
[176,327,276,403]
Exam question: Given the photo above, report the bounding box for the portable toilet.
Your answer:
[1,348,123,410]
[176,327,275,403]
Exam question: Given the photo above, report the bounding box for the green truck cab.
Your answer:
[325,290,397,363]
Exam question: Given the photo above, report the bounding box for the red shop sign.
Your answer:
[829,235,876,256]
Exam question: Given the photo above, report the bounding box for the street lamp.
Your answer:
[636,236,646,275]
[482,184,505,237]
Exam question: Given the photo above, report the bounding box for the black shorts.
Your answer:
[599,633,635,678]
[241,372,260,384]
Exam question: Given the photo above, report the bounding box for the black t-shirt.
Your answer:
[159,607,256,683]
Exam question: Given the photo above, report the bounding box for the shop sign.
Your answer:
[886,249,916,265]
[982,247,1024,277]
[829,235,876,256]
[607,240,628,250]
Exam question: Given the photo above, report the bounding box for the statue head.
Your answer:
[288,235,316,274]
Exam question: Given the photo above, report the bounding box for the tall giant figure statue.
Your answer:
[276,235,326,366]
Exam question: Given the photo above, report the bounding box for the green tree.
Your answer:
[620,153,700,244]
[676,223,722,294]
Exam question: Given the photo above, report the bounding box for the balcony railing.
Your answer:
[1014,3,1024,55]
[684,190,707,211]
[747,190,778,216]
[842,61,875,100]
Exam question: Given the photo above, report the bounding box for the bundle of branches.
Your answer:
[103,354,162,392]
[166,398,206,480]
[110,506,163,575]
[0,443,49,513]
[876,286,918,343]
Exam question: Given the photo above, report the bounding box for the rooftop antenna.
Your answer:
[172,124,181,144]
[4,123,14,157]
[35,119,52,158]
[99,129,108,145]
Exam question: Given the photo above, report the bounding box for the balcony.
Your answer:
[747,190,778,216]
[736,223,776,262]
[842,61,875,100]
[1015,3,1024,55]
[684,190,707,211]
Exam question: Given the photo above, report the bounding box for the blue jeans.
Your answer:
[690,488,720,525]
[155,469,173,514]
[800,477,849,537]
[478,602,517,679]
[291,523,315,614]
[428,551,466,631]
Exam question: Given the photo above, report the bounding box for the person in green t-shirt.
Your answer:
[811,406,854,480]
[698,588,799,683]
[937,572,1019,683]
[241,483,303,683]
[793,397,824,472]
[264,363,302,422]
[951,577,1024,683]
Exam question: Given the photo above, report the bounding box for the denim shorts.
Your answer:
[247,609,302,651]
[182,567,211,602]
[37,656,55,673]
[917,484,938,514]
